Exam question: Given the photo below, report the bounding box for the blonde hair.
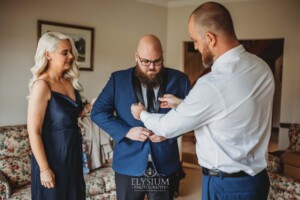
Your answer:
[28,32,83,94]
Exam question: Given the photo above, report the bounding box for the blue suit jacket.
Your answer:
[91,67,191,176]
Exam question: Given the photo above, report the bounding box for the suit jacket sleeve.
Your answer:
[91,74,131,144]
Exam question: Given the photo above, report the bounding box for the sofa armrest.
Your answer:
[0,171,12,199]
[267,153,283,173]
[269,172,300,195]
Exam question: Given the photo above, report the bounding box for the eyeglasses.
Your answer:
[137,52,164,67]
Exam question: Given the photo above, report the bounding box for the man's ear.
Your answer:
[135,52,138,62]
[206,31,217,48]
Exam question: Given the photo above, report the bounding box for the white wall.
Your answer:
[0,0,167,126]
[1,0,299,149]
[166,0,300,149]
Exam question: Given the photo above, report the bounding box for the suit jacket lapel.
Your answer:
[155,69,168,113]
[132,69,145,105]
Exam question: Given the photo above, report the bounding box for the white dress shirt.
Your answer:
[141,85,159,109]
[140,45,275,176]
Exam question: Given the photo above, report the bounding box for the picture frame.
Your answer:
[38,20,94,71]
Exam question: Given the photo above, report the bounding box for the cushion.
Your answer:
[84,172,106,196]
[0,125,31,158]
[86,191,116,200]
[90,167,115,192]
[267,153,282,173]
[9,184,31,200]
[84,167,115,196]
[269,172,300,194]
[0,171,11,199]
[0,154,31,189]
[289,124,300,153]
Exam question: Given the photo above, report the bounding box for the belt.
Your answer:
[202,167,249,177]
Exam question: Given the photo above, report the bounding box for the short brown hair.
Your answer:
[190,1,236,37]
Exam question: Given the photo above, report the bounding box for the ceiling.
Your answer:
[134,0,265,7]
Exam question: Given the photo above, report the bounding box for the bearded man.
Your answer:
[91,34,191,200]
[131,2,275,200]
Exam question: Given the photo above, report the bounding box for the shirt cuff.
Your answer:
[140,110,149,122]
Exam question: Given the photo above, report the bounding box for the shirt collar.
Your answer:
[211,45,245,71]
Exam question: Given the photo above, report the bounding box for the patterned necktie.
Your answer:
[147,88,156,113]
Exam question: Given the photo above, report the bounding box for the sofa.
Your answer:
[267,124,300,200]
[0,124,116,200]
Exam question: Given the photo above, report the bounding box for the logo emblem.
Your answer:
[144,166,156,177]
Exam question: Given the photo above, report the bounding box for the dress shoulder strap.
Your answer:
[32,79,52,91]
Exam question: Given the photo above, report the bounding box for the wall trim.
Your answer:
[280,123,292,129]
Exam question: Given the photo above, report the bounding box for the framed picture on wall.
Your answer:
[38,20,94,71]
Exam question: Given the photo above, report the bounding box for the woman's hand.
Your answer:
[40,168,55,188]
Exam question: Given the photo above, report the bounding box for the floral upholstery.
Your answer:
[8,184,31,200]
[0,125,30,157]
[0,155,31,189]
[267,153,283,174]
[86,191,117,200]
[84,167,116,199]
[88,167,116,193]
[0,125,31,192]
[267,124,300,200]
[268,172,300,199]
[0,125,116,200]
[288,124,300,153]
[0,171,11,199]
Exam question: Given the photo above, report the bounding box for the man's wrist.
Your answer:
[140,110,146,121]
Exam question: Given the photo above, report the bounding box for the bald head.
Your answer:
[137,34,163,58]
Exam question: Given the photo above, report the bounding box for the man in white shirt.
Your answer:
[131,2,274,200]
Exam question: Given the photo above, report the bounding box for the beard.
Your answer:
[202,44,214,69]
[134,64,165,89]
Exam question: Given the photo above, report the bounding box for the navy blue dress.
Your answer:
[31,88,85,200]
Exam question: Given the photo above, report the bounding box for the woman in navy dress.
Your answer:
[27,32,92,200]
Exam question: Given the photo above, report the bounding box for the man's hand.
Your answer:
[159,94,182,109]
[149,134,167,142]
[125,127,152,142]
[131,103,146,120]
[90,98,97,107]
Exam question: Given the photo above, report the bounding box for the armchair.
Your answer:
[267,124,300,200]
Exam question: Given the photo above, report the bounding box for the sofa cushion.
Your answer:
[84,167,115,197]
[85,172,106,196]
[269,172,300,194]
[0,125,31,158]
[0,171,11,199]
[0,125,31,190]
[9,184,31,200]
[267,153,282,173]
[86,190,117,200]
[90,167,115,192]
[0,154,31,189]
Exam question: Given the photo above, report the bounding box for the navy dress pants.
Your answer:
[202,169,270,200]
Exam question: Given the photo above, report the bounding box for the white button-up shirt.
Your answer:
[140,45,275,176]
